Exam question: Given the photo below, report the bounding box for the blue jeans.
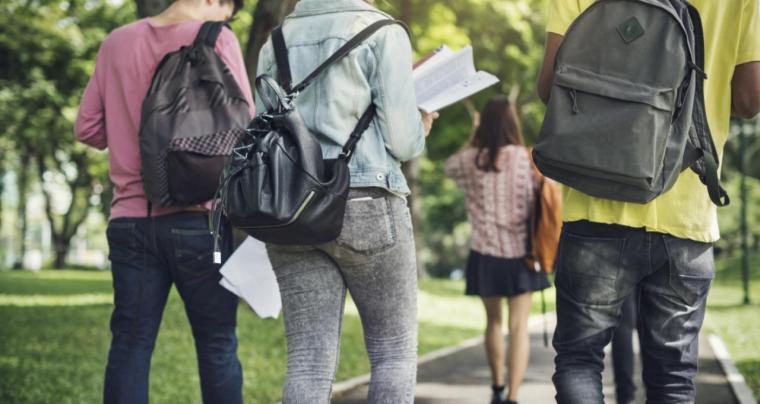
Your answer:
[103,212,242,404]
[553,220,714,404]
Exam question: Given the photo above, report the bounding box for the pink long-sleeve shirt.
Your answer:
[75,18,255,220]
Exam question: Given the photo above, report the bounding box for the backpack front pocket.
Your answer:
[537,65,676,190]
[166,129,243,204]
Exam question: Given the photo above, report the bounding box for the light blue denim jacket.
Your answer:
[255,0,425,195]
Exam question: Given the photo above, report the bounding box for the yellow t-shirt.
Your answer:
[546,0,760,242]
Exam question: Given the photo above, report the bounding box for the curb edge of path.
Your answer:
[331,313,553,398]
[707,334,758,404]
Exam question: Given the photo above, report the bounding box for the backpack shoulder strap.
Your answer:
[686,5,730,207]
[194,21,226,48]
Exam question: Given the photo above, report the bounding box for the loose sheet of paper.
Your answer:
[219,236,281,319]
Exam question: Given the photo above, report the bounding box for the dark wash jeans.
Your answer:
[103,212,242,404]
[611,291,638,404]
[553,220,714,404]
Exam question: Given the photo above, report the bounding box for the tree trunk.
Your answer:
[52,240,70,270]
[12,153,30,270]
[36,154,93,270]
[244,0,298,84]
[134,0,170,18]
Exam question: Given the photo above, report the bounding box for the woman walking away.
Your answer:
[255,0,437,403]
[445,96,550,404]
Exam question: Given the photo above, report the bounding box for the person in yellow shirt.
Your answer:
[537,0,760,403]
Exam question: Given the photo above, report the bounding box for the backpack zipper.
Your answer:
[239,190,317,230]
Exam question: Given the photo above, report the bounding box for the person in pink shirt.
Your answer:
[75,0,254,403]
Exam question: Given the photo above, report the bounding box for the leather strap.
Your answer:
[270,19,409,162]
[272,19,409,95]
[340,104,377,160]
[272,27,293,92]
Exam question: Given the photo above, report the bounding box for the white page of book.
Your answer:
[414,46,476,109]
[419,70,500,113]
[413,46,455,79]
[413,45,499,113]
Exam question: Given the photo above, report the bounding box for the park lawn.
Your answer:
[704,252,760,399]
[0,269,553,404]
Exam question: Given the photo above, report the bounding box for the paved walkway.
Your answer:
[332,315,737,404]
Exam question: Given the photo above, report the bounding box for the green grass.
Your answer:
[0,269,553,403]
[704,252,760,399]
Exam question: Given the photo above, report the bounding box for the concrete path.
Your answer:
[331,315,737,404]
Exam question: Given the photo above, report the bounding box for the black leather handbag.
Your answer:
[211,19,406,256]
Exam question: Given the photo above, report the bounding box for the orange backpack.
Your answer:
[525,149,563,274]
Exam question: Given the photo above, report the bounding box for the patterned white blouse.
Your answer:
[445,145,537,259]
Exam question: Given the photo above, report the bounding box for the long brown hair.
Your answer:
[471,96,525,172]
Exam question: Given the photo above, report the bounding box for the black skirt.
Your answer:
[465,250,551,298]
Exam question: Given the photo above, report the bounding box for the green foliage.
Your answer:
[718,124,760,255]
[724,119,760,181]
[0,0,134,264]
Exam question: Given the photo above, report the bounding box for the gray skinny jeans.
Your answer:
[266,188,418,404]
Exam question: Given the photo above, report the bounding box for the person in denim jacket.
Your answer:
[256,0,437,403]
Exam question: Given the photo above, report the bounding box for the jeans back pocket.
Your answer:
[557,232,626,306]
[106,220,138,263]
[172,228,216,276]
[336,197,396,255]
[664,236,715,305]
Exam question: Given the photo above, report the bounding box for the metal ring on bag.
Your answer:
[255,75,293,113]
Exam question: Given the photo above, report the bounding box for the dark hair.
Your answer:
[471,96,525,172]
[221,0,244,16]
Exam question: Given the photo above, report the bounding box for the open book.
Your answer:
[414,45,500,113]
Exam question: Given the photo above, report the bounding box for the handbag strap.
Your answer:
[272,19,409,95]
[270,19,409,162]
[340,104,377,160]
[271,27,294,92]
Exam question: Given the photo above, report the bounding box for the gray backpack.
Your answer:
[534,0,729,206]
[139,21,251,209]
